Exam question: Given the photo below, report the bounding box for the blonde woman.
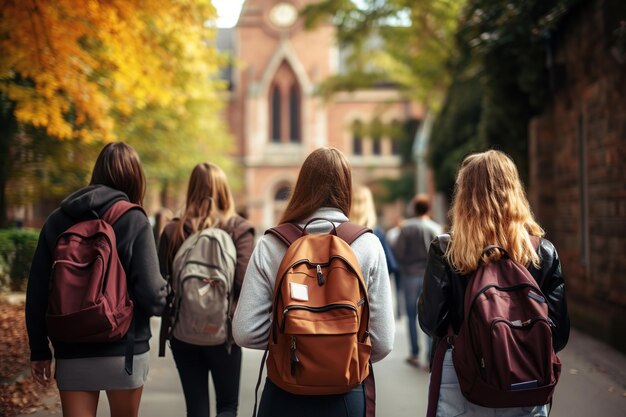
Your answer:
[157,163,254,417]
[418,150,570,416]
[350,184,398,277]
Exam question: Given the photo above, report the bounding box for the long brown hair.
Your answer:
[170,162,237,252]
[446,150,544,275]
[280,147,352,224]
[90,142,146,205]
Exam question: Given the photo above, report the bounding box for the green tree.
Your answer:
[302,0,466,203]
[428,0,584,190]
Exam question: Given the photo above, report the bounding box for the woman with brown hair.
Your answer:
[419,150,570,416]
[233,147,395,417]
[158,162,254,417]
[26,142,167,417]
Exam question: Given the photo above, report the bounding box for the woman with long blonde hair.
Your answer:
[418,150,569,416]
[350,184,397,274]
[158,162,255,417]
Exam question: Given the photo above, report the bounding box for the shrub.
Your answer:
[0,229,40,292]
[0,232,16,291]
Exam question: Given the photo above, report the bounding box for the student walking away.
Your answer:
[350,184,398,279]
[26,142,167,417]
[419,150,570,417]
[392,194,442,369]
[158,162,255,417]
[233,147,395,417]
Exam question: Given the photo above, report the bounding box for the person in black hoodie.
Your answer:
[26,142,167,417]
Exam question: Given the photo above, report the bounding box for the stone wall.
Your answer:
[529,0,626,352]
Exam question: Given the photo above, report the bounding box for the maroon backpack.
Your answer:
[46,200,143,344]
[427,240,561,414]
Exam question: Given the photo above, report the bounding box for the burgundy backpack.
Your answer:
[46,200,143,344]
[427,239,561,414]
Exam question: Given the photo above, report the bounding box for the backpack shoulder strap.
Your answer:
[336,222,371,245]
[102,200,146,225]
[265,223,305,247]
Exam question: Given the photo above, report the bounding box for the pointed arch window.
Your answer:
[289,85,301,143]
[271,85,281,143]
[269,60,301,144]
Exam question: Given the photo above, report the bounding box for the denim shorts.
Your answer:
[437,349,548,417]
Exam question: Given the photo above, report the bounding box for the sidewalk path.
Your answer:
[19,317,626,416]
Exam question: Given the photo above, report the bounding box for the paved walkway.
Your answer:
[19,314,626,417]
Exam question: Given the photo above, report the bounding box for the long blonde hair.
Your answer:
[446,150,544,275]
[350,185,377,228]
[280,147,352,224]
[171,163,237,252]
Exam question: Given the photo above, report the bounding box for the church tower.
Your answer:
[221,0,422,230]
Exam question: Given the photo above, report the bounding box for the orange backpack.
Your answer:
[263,219,372,395]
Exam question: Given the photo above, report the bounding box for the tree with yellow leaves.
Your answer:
[0,0,231,226]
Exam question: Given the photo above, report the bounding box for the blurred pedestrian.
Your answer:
[392,193,442,368]
[350,184,398,278]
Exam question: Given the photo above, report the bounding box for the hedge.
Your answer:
[0,228,40,292]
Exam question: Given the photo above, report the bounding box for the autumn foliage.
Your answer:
[0,298,59,417]
[0,0,232,225]
[0,0,220,142]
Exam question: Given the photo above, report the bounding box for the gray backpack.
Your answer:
[171,227,237,346]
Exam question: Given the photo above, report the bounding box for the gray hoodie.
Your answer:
[233,207,395,362]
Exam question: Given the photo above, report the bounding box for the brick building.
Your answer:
[528,0,626,352]
[219,0,423,230]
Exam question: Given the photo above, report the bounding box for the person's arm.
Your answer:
[354,234,395,362]
[230,218,255,300]
[232,236,275,349]
[25,228,53,362]
[538,240,570,352]
[127,212,167,317]
[418,236,452,338]
[157,223,173,280]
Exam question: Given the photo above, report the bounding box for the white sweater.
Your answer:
[233,207,395,362]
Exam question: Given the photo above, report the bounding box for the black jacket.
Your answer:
[26,185,167,361]
[418,234,570,359]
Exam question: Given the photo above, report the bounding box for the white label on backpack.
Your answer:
[198,283,212,297]
[290,282,309,301]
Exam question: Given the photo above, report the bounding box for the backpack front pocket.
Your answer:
[280,305,362,387]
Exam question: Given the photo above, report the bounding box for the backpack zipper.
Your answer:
[281,303,357,333]
[283,303,357,315]
[491,316,551,330]
[316,264,324,286]
[290,336,299,376]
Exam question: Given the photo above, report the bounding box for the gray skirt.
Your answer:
[55,352,149,391]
